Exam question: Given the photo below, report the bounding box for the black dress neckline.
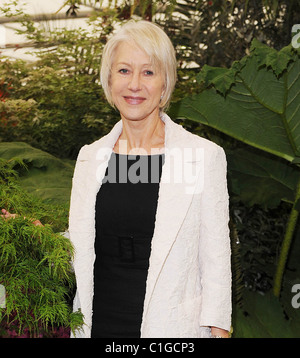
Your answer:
[112,151,165,156]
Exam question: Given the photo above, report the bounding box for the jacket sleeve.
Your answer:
[198,145,232,332]
[68,145,95,337]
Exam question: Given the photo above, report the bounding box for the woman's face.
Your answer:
[110,41,165,122]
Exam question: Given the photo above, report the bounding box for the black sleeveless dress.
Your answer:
[91,152,164,338]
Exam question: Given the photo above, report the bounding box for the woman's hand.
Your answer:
[1,208,17,219]
[211,326,230,338]
[1,208,43,226]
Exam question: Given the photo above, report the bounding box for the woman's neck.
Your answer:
[114,112,165,155]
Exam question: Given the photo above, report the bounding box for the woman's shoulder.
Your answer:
[184,126,223,152]
[166,114,224,155]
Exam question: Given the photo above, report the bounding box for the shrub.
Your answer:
[0,158,83,337]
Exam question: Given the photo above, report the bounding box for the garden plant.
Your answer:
[0,0,300,337]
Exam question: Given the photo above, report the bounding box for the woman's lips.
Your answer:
[123,96,146,105]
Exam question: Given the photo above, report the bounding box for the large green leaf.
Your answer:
[233,290,300,338]
[171,41,300,163]
[227,147,300,208]
[0,142,74,204]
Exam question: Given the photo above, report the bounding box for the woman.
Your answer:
[69,20,231,338]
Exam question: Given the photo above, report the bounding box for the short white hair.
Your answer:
[100,20,177,111]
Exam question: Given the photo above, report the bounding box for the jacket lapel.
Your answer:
[142,114,204,316]
[77,120,123,234]
[94,120,123,185]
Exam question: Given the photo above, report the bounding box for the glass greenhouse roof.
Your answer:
[0,0,95,61]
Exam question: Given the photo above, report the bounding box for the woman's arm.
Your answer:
[198,146,232,335]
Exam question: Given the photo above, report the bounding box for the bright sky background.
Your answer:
[0,0,95,61]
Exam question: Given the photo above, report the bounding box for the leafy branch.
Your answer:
[171,39,300,298]
[0,158,84,337]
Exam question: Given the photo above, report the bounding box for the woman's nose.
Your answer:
[128,72,141,91]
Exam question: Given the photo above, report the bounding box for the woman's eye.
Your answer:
[119,68,129,74]
[145,70,154,76]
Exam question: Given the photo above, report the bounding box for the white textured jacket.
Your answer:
[68,113,231,338]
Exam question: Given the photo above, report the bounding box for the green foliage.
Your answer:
[3,0,298,161]
[227,147,300,209]
[232,205,300,338]
[0,158,68,232]
[0,158,83,337]
[1,0,300,337]
[172,41,300,163]
[232,202,289,292]
[0,12,120,160]
[0,142,74,206]
[0,97,38,142]
[232,203,300,338]
[171,40,300,298]
[171,40,300,214]
[154,0,300,68]
[233,290,300,338]
[0,60,118,160]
